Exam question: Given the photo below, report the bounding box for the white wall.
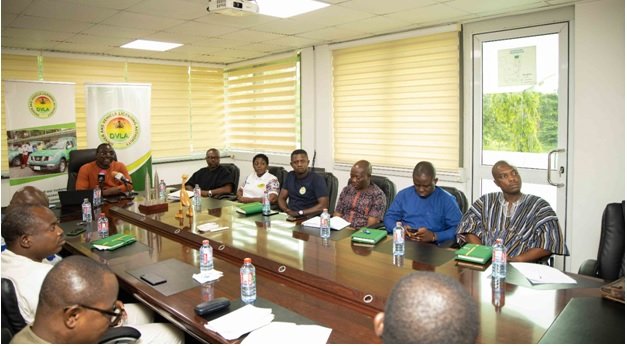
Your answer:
[2,1,624,275]
[568,0,625,271]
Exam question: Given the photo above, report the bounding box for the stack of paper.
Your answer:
[205,304,274,340]
[242,322,332,344]
[168,189,190,200]
[302,216,351,230]
[197,222,228,232]
[511,262,577,285]
[192,269,224,284]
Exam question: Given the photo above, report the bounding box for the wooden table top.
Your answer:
[60,197,608,344]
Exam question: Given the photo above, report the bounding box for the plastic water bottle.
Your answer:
[82,198,92,223]
[93,185,102,207]
[240,258,256,304]
[320,208,331,239]
[159,179,167,201]
[199,240,214,276]
[193,184,201,206]
[97,213,109,237]
[492,238,507,278]
[262,190,271,216]
[393,221,405,256]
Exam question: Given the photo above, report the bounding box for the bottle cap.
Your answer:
[202,239,209,245]
[323,208,328,212]
[100,212,105,217]
[244,258,252,264]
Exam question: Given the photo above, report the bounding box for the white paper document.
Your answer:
[242,321,332,344]
[197,222,228,233]
[192,269,223,284]
[167,189,190,200]
[204,304,274,340]
[302,216,351,230]
[511,262,577,285]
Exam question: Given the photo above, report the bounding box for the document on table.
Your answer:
[242,321,332,344]
[167,189,190,200]
[302,216,351,230]
[204,304,274,340]
[511,262,577,285]
[197,222,229,233]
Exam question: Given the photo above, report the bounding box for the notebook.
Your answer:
[58,189,93,207]
[351,228,387,245]
[455,243,493,264]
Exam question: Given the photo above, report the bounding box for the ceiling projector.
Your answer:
[207,0,259,16]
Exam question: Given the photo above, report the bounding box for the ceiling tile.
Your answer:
[335,16,414,35]
[384,3,471,26]
[338,0,438,15]
[2,27,76,41]
[164,21,240,37]
[1,0,34,14]
[24,0,119,23]
[9,15,93,33]
[2,37,61,50]
[446,0,545,14]
[126,0,207,20]
[82,24,155,39]
[101,11,185,31]
[56,0,144,10]
[249,17,330,35]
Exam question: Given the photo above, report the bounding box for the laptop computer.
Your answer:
[58,189,93,207]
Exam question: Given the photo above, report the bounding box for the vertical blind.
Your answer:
[332,31,461,170]
[224,55,300,153]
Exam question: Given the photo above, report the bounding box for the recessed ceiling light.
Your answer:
[257,0,328,18]
[121,39,182,52]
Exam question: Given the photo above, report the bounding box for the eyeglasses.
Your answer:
[66,301,124,327]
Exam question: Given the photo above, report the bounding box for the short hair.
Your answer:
[207,148,220,156]
[290,149,308,160]
[353,160,372,176]
[491,160,515,179]
[1,204,47,244]
[8,186,49,209]
[96,143,112,153]
[38,256,117,310]
[252,153,269,165]
[413,161,436,178]
[382,271,479,343]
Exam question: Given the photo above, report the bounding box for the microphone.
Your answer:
[113,171,133,185]
[98,170,106,186]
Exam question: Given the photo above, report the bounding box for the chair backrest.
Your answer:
[1,278,26,338]
[595,201,625,281]
[67,148,97,190]
[221,163,240,190]
[268,166,288,188]
[439,185,469,213]
[370,175,396,213]
[317,172,338,214]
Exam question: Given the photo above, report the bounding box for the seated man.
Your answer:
[185,148,233,198]
[278,149,329,218]
[11,256,120,344]
[76,143,131,197]
[383,161,461,244]
[373,271,479,343]
[1,204,183,344]
[8,186,49,209]
[333,160,386,228]
[456,160,566,262]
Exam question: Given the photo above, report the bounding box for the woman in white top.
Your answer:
[237,153,280,204]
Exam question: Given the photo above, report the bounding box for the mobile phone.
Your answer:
[140,273,167,286]
[67,227,86,237]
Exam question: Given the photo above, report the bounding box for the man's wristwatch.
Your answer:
[208,190,212,197]
[298,210,304,216]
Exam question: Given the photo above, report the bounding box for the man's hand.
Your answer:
[406,227,436,242]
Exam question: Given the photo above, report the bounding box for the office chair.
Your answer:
[370,175,397,213]
[217,163,240,201]
[578,201,625,281]
[317,172,338,214]
[268,166,288,188]
[67,148,119,191]
[1,278,141,344]
[439,185,469,213]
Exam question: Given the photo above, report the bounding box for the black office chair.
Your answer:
[217,163,240,201]
[316,172,338,214]
[440,185,468,213]
[268,166,288,188]
[370,175,396,213]
[578,201,625,281]
[1,278,141,344]
[67,148,97,190]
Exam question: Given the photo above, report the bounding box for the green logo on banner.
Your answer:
[28,91,56,119]
[98,110,140,149]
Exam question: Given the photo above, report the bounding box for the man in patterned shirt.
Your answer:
[456,160,566,262]
[334,160,386,228]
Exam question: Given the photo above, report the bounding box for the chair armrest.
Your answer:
[578,259,598,276]
[98,326,141,344]
[217,193,238,201]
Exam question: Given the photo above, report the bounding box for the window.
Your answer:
[332,30,461,170]
[224,55,301,153]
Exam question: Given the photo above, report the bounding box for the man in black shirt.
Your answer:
[185,148,233,198]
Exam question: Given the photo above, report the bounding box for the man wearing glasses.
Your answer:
[11,256,121,343]
[1,204,183,344]
[185,148,234,198]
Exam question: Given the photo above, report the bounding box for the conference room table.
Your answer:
[58,196,620,344]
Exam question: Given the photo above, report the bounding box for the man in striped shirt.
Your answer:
[456,160,566,262]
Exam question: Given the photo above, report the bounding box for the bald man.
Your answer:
[456,160,566,262]
[11,256,119,343]
[334,160,386,228]
[185,148,234,198]
[8,186,49,210]
[373,271,479,343]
